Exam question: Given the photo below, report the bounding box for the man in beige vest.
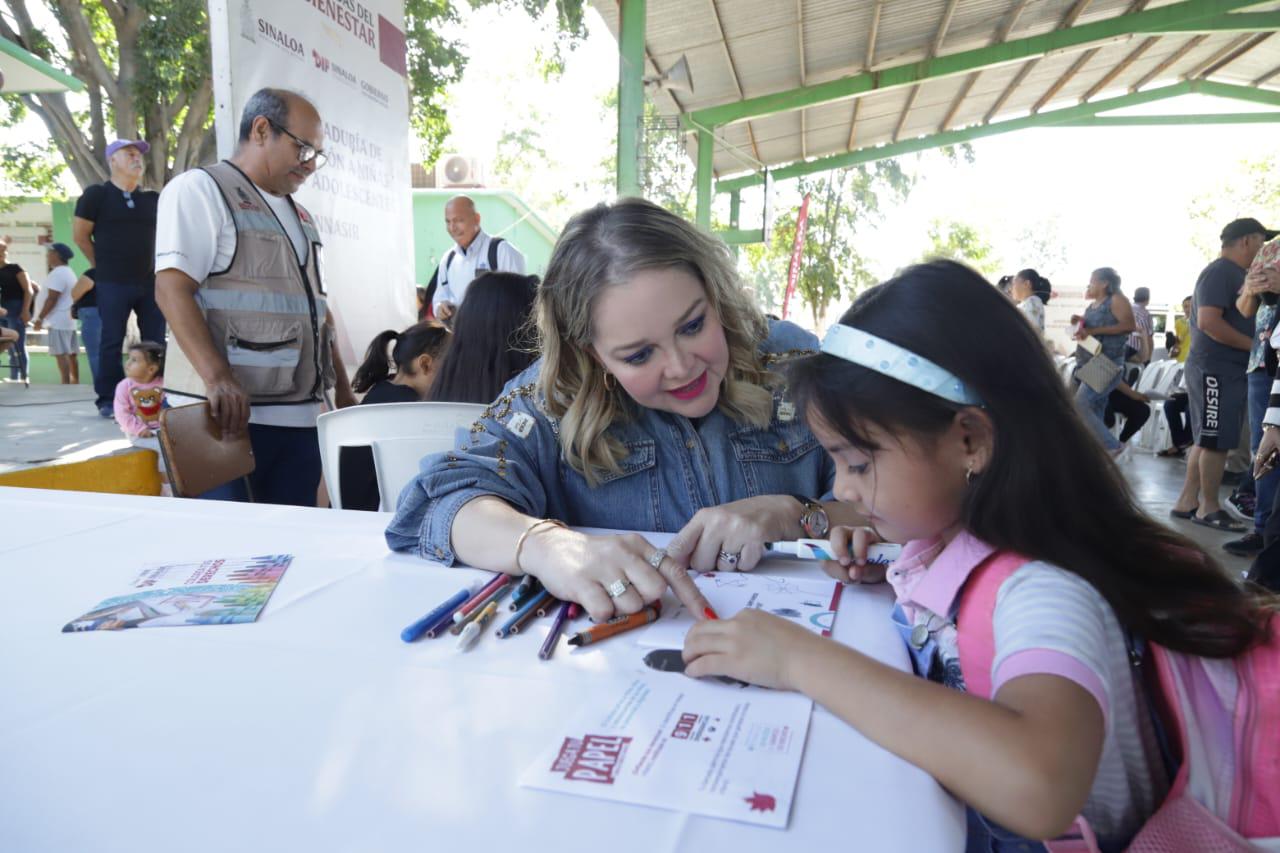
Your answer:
[155,88,355,505]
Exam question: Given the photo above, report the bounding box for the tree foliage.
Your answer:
[921,218,1000,276]
[2,0,468,191]
[1188,153,1280,259]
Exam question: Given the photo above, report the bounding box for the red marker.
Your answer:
[703,607,720,620]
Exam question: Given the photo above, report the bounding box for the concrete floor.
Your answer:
[0,381,131,474]
[0,379,1257,573]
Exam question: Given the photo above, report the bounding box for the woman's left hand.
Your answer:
[683,608,817,690]
[665,495,798,573]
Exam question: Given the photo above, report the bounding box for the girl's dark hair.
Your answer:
[352,321,450,394]
[130,340,165,373]
[788,260,1274,658]
[428,272,539,404]
[1016,267,1053,305]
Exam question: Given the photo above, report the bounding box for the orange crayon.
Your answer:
[566,602,661,647]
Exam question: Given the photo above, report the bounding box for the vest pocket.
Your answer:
[224,317,303,397]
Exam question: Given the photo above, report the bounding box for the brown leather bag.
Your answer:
[158,402,255,498]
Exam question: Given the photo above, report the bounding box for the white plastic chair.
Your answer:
[316,402,487,511]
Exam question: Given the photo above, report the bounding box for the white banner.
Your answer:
[209,0,414,366]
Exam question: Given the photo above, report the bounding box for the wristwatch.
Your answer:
[791,495,829,539]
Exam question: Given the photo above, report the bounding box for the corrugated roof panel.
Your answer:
[800,1,878,83]
[803,100,859,134]
[713,0,797,42]
[722,27,806,97]
[738,111,800,147]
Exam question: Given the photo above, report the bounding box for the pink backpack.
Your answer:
[956,552,1280,853]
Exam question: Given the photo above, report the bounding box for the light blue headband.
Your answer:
[820,325,984,407]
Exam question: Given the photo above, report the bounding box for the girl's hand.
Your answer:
[523,527,712,623]
[1068,314,1083,325]
[666,495,796,573]
[138,428,154,438]
[1072,328,1089,342]
[683,608,818,690]
[821,525,888,584]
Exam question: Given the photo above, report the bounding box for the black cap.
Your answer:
[1221,218,1278,243]
[49,242,75,262]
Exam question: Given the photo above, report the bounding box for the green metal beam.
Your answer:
[716,82,1196,193]
[695,127,713,230]
[1193,79,1280,108]
[729,190,741,229]
[685,0,1256,129]
[1059,112,1280,126]
[1140,11,1280,32]
[616,0,646,197]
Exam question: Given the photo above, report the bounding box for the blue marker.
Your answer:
[401,583,482,643]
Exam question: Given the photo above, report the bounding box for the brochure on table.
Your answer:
[63,555,292,632]
[521,571,843,827]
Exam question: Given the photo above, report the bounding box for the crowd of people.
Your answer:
[3,81,1279,852]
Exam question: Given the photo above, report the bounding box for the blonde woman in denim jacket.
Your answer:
[387,199,862,621]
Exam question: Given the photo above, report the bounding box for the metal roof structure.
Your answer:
[0,36,82,94]
[591,0,1280,232]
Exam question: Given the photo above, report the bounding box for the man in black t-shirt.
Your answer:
[1173,217,1276,531]
[73,139,164,417]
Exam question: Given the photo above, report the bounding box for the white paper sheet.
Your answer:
[637,572,843,650]
[519,675,812,828]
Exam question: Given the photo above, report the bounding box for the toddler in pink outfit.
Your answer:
[114,341,165,439]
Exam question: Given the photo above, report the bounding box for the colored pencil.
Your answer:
[538,600,575,661]
[566,602,662,647]
[453,574,509,623]
[456,601,500,651]
[400,582,481,643]
[536,596,562,618]
[508,575,542,610]
[497,589,551,637]
[450,583,511,634]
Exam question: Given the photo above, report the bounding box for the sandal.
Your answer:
[1169,506,1198,520]
[1190,510,1247,533]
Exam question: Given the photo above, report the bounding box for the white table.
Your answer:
[0,487,964,852]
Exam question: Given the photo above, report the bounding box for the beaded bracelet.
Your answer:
[514,518,567,574]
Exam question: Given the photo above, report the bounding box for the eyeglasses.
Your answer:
[265,118,327,170]
[122,190,135,209]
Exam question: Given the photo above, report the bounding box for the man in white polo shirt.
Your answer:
[427,194,526,322]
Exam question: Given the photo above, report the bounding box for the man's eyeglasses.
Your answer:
[266,118,327,170]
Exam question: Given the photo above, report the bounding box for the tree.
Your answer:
[744,162,913,327]
[921,218,1001,276]
[1188,153,1280,258]
[1,0,467,192]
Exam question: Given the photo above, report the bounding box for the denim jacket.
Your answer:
[385,320,834,563]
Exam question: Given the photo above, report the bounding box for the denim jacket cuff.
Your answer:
[417,488,494,565]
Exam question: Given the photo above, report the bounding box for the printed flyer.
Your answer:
[520,675,812,827]
[638,571,843,650]
[62,555,292,632]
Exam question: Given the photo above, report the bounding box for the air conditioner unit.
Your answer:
[435,154,486,188]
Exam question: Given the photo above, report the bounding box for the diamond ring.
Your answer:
[606,579,631,599]
[646,548,666,570]
[718,549,741,568]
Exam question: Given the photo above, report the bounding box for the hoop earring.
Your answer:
[965,461,976,484]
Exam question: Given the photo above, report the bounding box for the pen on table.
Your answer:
[455,601,500,652]
[401,581,483,643]
[508,575,542,610]
[566,601,662,647]
[450,582,512,634]
[496,589,552,638]
[453,574,511,623]
[538,600,575,661]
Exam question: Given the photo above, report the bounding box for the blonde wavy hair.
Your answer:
[537,198,775,485]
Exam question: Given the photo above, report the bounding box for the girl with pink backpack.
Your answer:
[684,261,1279,852]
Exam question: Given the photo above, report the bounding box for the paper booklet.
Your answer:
[521,571,843,827]
[62,555,293,632]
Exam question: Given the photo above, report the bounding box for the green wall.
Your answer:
[412,189,558,285]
